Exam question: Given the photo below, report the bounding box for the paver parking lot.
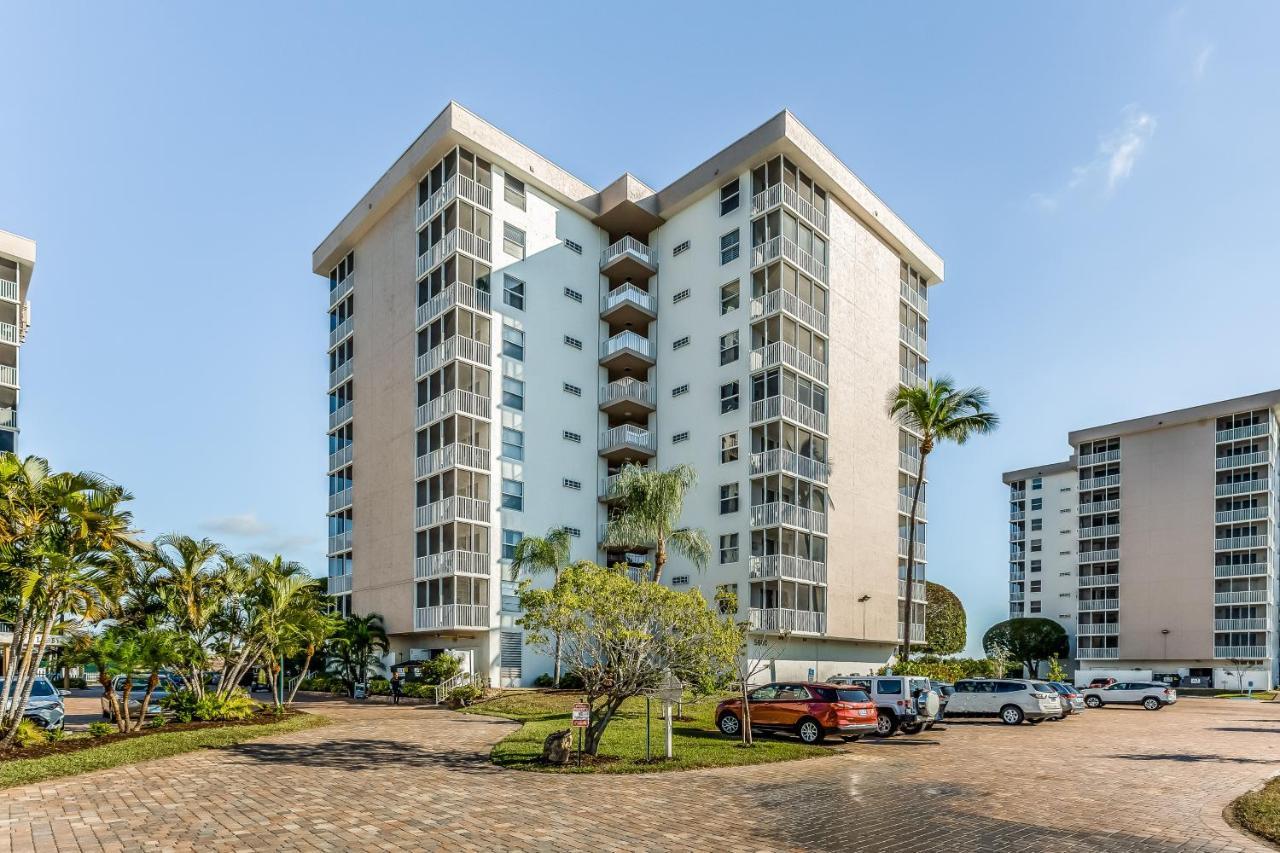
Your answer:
[2,695,1278,852]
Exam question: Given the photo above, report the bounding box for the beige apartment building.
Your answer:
[1005,391,1280,689]
[313,102,941,686]
[0,230,34,456]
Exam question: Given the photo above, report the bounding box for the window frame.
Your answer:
[503,274,526,310]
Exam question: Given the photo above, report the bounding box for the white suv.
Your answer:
[1082,681,1177,710]
[832,675,940,736]
[946,678,1063,725]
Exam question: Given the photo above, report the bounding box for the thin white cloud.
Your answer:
[1193,44,1214,80]
[200,513,320,557]
[1032,106,1156,210]
[203,512,271,537]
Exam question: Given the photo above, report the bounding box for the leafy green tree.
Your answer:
[922,581,967,655]
[1046,655,1067,683]
[888,377,998,662]
[603,464,711,584]
[145,534,228,698]
[509,527,571,686]
[326,613,389,695]
[518,561,738,755]
[982,618,1069,678]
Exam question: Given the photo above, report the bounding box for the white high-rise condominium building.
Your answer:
[1004,390,1280,689]
[313,103,942,686]
[0,231,34,455]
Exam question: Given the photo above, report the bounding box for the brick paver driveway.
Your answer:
[2,696,1278,852]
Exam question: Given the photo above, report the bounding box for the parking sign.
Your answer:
[571,702,590,727]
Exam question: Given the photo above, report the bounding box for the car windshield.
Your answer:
[0,678,56,698]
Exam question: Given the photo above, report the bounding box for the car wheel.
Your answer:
[796,718,825,745]
[1085,695,1102,709]
[900,722,924,735]
[1142,697,1161,711]
[717,712,741,736]
[872,711,899,737]
[1000,705,1025,725]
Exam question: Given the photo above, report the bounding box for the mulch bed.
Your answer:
[0,709,303,761]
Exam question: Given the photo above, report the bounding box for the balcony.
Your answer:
[749,395,827,434]
[896,622,927,644]
[328,316,354,350]
[749,554,828,585]
[1215,618,1269,632]
[898,579,927,601]
[328,274,354,308]
[1077,647,1119,659]
[328,359,353,390]
[0,364,16,389]
[898,323,927,357]
[1079,574,1120,588]
[600,236,656,282]
[416,282,492,330]
[749,341,827,383]
[416,336,492,379]
[1217,506,1270,524]
[600,331,655,373]
[415,495,490,529]
[899,492,927,518]
[1079,524,1121,539]
[1215,562,1269,579]
[328,488,352,513]
[414,550,489,580]
[750,235,828,283]
[328,445,352,472]
[898,452,922,475]
[327,531,351,554]
[600,378,656,417]
[1078,499,1121,515]
[749,607,826,636]
[415,389,490,429]
[328,574,352,595]
[1078,599,1119,611]
[414,604,490,631]
[1077,623,1119,636]
[1216,479,1269,498]
[897,538,926,561]
[1078,448,1121,466]
[416,228,492,279]
[899,280,928,317]
[415,173,492,230]
[599,424,656,461]
[1217,423,1270,443]
[415,442,490,479]
[899,365,926,389]
[749,448,830,484]
[1078,549,1120,563]
[1009,591,1025,602]
[0,278,16,302]
[600,282,657,327]
[1009,510,1025,521]
[1213,645,1268,660]
[1214,589,1271,605]
[1216,450,1270,471]
[750,288,829,334]
[1010,569,1025,581]
[750,182,830,234]
[750,501,828,533]
[1010,489,1027,501]
[1214,534,1269,551]
[328,401,353,431]
[1079,474,1121,491]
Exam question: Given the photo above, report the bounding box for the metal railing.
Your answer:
[601,282,657,316]
[899,364,926,389]
[328,316,354,350]
[898,323,927,357]
[750,607,826,635]
[750,288,828,333]
[750,183,830,233]
[1213,646,1268,659]
[0,279,16,302]
[1010,489,1027,501]
[1077,647,1119,659]
[1009,510,1025,521]
[1078,574,1119,587]
[600,424,655,454]
[749,554,827,584]
[1077,623,1119,636]
[601,330,655,361]
[1078,449,1121,466]
[1214,562,1269,578]
[1079,524,1121,539]
[327,531,351,554]
[1216,450,1270,470]
[897,538,926,560]
[328,402,353,431]
[0,364,16,388]
[600,236,655,270]
[1078,549,1120,563]
[416,336,492,379]
[415,173,492,229]
[1078,474,1121,491]
[896,621,927,643]
[1217,423,1270,443]
[748,448,830,483]
[328,359,353,389]
[1214,534,1269,551]
[327,574,352,595]
[749,395,828,434]
[750,501,828,533]
[750,235,827,282]
[749,340,827,383]
[328,444,353,472]
[1,321,21,345]
[1214,589,1270,604]
[1215,618,1268,632]
[899,280,928,316]
[1078,499,1121,515]
[328,488,353,513]
[414,550,489,580]
[899,451,922,474]
[1078,599,1119,611]
[416,228,492,278]
[898,579,927,600]
[600,377,655,408]
[329,274,354,307]
[415,495,490,529]
[1216,506,1270,523]
[416,282,492,329]
[415,442,490,479]
[432,670,488,704]
[414,604,490,632]
[415,389,490,428]
[1009,569,1025,581]
[1216,479,1269,498]
[900,493,927,517]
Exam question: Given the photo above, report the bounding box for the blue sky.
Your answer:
[4,3,1278,653]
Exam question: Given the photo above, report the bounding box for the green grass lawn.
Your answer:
[0,713,329,790]
[1212,691,1278,701]
[1235,775,1280,844]
[459,690,831,774]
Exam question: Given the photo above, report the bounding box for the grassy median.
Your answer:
[1234,775,1280,844]
[0,713,329,790]
[459,690,830,774]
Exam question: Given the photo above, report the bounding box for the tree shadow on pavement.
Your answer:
[1110,752,1279,764]
[1210,726,1280,734]
[227,738,504,775]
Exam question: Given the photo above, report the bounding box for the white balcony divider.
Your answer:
[750,235,828,283]
[898,323,927,357]
[328,359,353,389]
[1078,474,1121,491]
[0,323,18,345]
[1214,534,1270,551]
[1078,499,1121,515]
[750,183,830,233]
[600,330,655,361]
[1213,645,1267,659]
[415,442,490,479]
[1078,549,1120,563]
[750,607,826,635]
[750,501,828,533]
[749,395,828,434]
[328,488,352,513]
[1216,506,1270,524]
[329,274,354,307]
[600,235,655,270]
[600,377,655,408]
[896,621,927,643]
[1078,574,1119,587]
[1077,647,1119,659]
[415,174,493,229]
[328,445,353,472]
[1214,589,1269,604]
[1215,617,1268,631]
[416,282,492,329]
[749,448,830,483]
[327,574,352,594]
[414,550,489,580]
[328,402,353,431]
[749,554,827,584]
[0,279,17,302]
[327,531,351,554]
[1216,423,1270,443]
[1078,599,1119,611]
[1216,479,1268,497]
[750,288,829,333]
[1216,450,1270,470]
[415,495,491,529]
[600,424,655,453]
[1078,449,1122,466]
[417,228,493,279]
[414,603,490,631]
[601,282,657,316]
[899,280,928,316]
[1214,562,1269,578]
[415,389,491,428]
[328,317,354,349]
[1079,524,1121,539]
[749,340,828,383]
[417,336,492,379]
[898,537,927,560]
[0,365,16,387]
[1009,489,1027,501]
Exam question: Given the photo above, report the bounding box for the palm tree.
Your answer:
[888,376,998,663]
[285,607,342,705]
[603,464,711,584]
[147,534,228,695]
[509,527,571,686]
[326,613,389,695]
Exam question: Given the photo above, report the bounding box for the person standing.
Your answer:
[390,672,403,705]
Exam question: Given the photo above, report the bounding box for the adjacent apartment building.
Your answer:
[0,230,34,455]
[313,102,942,686]
[1005,390,1280,689]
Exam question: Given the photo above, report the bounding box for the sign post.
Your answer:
[571,702,590,767]
[643,671,684,761]
[645,696,651,763]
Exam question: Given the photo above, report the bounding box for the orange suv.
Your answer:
[715,682,878,744]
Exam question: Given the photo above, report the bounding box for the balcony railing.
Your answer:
[416,228,492,278]
[1078,499,1121,515]
[328,488,353,513]
[897,538,926,561]
[898,579,927,600]
[600,377,655,408]
[414,604,490,631]
[1079,474,1121,491]
[329,274,354,308]
[750,395,827,434]
[328,445,352,472]
[749,448,830,483]
[601,330,655,361]
[1009,591,1025,602]
[328,359,353,389]
[1078,599,1119,611]
[415,495,490,529]
[750,183,830,234]
[415,389,490,428]
[1078,449,1121,466]
[899,365,926,389]
[599,424,655,454]
[1215,534,1269,551]
[328,402,353,431]
[0,278,16,302]
[1215,618,1268,632]
[1216,506,1270,524]
[1216,479,1269,498]
[1077,623,1119,636]
[1009,510,1025,521]
[899,452,922,474]
[899,280,928,316]
[749,340,827,383]
[328,574,352,595]
[1078,549,1119,563]
[750,288,828,333]
[1214,562,1269,579]
[416,282,492,329]
[1079,574,1119,588]
[1213,645,1268,659]
[1214,589,1270,605]
[416,336,492,379]
[414,550,489,580]
[601,282,657,316]
[327,531,351,554]
[899,493,927,517]
[1216,451,1270,471]
[750,502,828,533]
[0,322,21,345]
[1077,647,1119,659]
[898,323,927,357]
[0,364,16,388]
[1009,569,1025,581]
[750,607,826,635]
[1217,423,1270,443]
[415,442,490,479]
[1079,524,1121,539]
[896,621,927,643]
[600,236,655,271]
[415,173,492,229]
[328,316,354,350]
[749,554,828,585]
[1010,489,1027,501]
[751,235,827,283]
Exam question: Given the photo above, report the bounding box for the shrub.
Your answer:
[532,673,555,688]
[45,726,66,743]
[878,656,999,683]
[403,682,434,699]
[297,674,333,692]
[146,716,168,729]
[193,691,257,722]
[367,678,391,696]
[88,721,114,738]
[66,677,88,690]
[15,719,45,748]
[447,684,483,708]
[161,690,200,723]
[557,671,585,691]
[419,654,461,685]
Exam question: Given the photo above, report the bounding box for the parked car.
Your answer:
[1046,681,1085,717]
[1085,677,1116,689]
[1082,681,1177,710]
[930,680,955,725]
[101,674,173,721]
[945,678,1063,725]
[715,682,878,744]
[831,675,940,736]
[0,676,66,731]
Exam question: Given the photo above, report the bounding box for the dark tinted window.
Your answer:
[836,689,871,703]
[953,681,975,693]
[995,681,1025,693]
[1031,682,1053,692]
[876,679,902,695]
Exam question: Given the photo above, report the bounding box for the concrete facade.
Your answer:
[0,230,34,456]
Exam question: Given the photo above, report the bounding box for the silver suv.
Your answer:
[831,675,940,736]
[946,678,1062,725]
[0,676,66,731]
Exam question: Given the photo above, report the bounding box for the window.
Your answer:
[1031,518,1043,531]
[1030,580,1042,593]
[502,377,524,410]
[504,175,526,210]
[563,383,582,397]
[671,575,690,585]
[501,479,524,511]
[719,178,740,215]
[673,432,690,443]
[720,280,740,314]
[1030,560,1042,572]
[720,381,740,413]
[564,335,583,350]
[563,526,581,537]
[719,331,739,365]
[1030,498,1043,511]
[503,223,525,258]
[1031,477,1043,491]
[720,229,740,264]
[563,478,581,491]
[502,325,525,360]
[719,483,739,514]
[673,288,691,303]
[1030,539,1042,552]
[564,287,582,303]
[672,241,690,257]
[501,529,523,560]
[719,533,739,564]
[562,430,581,443]
[720,432,739,463]
[563,238,582,255]
[673,336,690,350]
[1030,601,1042,614]
[502,427,524,460]
[503,274,525,310]
[672,384,689,397]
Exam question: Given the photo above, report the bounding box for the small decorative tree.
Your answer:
[921,581,967,656]
[987,640,1012,678]
[1046,655,1067,683]
[982,617,1070,678]
[716,587,784,748]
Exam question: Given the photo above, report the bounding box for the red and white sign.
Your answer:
[571,703,590,727]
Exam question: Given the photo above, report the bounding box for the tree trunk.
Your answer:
[739,677,753,747]
[653,538,668,584]
[1,610,55,746]
[901,453,928,664]
[0,606,35,737]
[133,671,161,732]
[286,649,313,705]
[585,696,625,755]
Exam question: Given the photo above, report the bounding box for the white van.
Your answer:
[946,678,1062,725]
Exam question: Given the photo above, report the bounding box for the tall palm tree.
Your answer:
[509,527,571,686]
[326,613,389,695]
[603,464,711,584]
[145,535,228,697]
[888,376,998,662]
